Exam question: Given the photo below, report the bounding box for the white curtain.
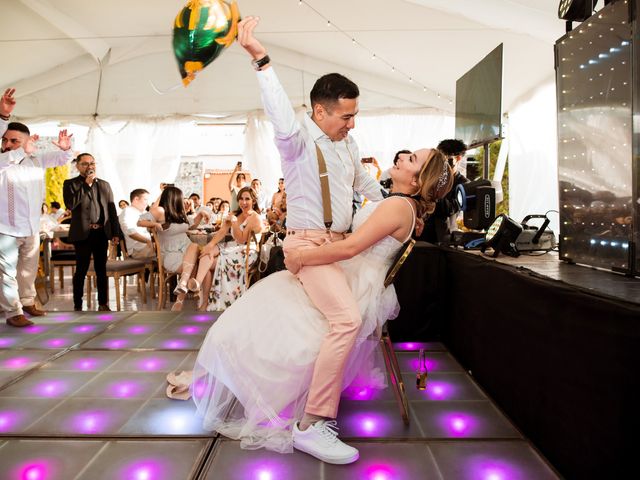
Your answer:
[86,117,190,204]
[508,80,559,234]
[242,107,306,198]
[352,109,455,170]
[242,107,455,191]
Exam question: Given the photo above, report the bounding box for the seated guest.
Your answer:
[138,186,208,311]
[118,199,129,211]
[49,201,65,221]
[210,197,222,214]
[120,188,154,259]
[40,203,58,232]
[267,186,287,232]
[421,139,469,243]
[215,200,230,225]
[189,187,262,311]
[183,198,197,224]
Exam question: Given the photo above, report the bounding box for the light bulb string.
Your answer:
[297,0,452,104]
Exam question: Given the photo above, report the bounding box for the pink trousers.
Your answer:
[283,229,361,418]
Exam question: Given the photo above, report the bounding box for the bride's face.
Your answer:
[391,148,429,187]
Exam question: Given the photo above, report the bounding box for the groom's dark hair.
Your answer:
[310,73,359,111]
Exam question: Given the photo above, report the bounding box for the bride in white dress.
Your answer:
[191,148,453,454]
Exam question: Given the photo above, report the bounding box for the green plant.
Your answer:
[473,140,509,216]
[45,164,70,209]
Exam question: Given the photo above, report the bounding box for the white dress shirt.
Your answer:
[257,68,383,232]
[0,120,74,237]
[119,205,151,255]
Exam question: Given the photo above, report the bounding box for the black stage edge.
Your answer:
[389,243,640,480]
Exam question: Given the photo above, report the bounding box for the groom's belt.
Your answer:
[286,228,346,240]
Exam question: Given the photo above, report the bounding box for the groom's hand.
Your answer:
[237,16,268,61]
[285,248,303,275]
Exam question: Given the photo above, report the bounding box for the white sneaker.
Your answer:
[293,420,359,464]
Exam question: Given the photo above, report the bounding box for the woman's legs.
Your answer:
[197,269,214,311]
[175,244,199,293]
[171,244,200,311]
[189,246,219,292]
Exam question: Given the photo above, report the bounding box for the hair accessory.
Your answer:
[435,160,450,192]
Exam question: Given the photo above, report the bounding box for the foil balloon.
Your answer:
[173,0,240,86]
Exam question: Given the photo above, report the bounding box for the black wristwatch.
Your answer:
[251,54,271,71]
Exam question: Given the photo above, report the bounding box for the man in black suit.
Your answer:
[63,153,120,311]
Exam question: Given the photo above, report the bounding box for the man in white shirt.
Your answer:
[48,201,65,222]
[119,188,153,259]
[0,88,74,327]
[238,18,383,464]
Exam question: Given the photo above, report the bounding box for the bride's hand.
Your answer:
[285,248,303,274]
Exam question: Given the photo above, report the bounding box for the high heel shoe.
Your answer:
[173,282,188,296]
[187,278,200,293]
[170,298,184,311]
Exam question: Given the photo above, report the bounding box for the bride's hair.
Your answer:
[415,149,454,218]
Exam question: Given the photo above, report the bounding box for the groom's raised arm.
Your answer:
[238,16,306,163]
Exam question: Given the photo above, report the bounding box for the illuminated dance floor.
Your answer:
[0,312,559,479]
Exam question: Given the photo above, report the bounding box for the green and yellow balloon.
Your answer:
[173,0,240,86]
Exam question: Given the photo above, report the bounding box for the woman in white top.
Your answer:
[138,186,209,311]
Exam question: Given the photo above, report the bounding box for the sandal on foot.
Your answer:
[166,383,191,400]
[187,278,200,293]
[170,298,184,312]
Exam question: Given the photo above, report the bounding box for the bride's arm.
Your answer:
[285,198,412,274]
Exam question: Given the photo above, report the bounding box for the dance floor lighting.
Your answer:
[0,311,558,479]
[16,461,52,480]
[71,324,97,334]
[443,413,475,437]
[178,325,203,335]
[364,464,396,480]
[0,411,22,432]
[467,456,521,480]
[33,379,68,398]
[72,411,110,434]
[22,325,49,334]
[3,356,31,369]
[0,337,18,347]
[127,325,152,335]
[347,412,390,437]
[121,459,167,480]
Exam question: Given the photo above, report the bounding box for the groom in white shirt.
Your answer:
[238,17,383,464]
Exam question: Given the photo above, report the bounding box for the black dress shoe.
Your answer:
[74,306,83,311]
[98,305,111,312]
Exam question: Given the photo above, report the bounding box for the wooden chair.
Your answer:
[86,239,147,311]
[48,236,76,291]
[245,230,265,288]
[150,229,178,310]
[380,238,416,426]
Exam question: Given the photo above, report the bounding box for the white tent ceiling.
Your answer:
[1,0,567,119]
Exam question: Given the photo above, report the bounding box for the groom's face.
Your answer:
[314,98,359,141]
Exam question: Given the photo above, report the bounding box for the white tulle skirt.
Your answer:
[192,251,399,453]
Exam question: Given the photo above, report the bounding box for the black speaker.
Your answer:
[558,0,594,22]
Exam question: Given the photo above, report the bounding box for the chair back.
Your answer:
[384,239,416,288]
[245,230,262,287]
[150,229,167,275]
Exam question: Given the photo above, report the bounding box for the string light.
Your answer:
[294,0,450,104]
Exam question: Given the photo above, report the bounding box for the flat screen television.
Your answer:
[455,44,503,148]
